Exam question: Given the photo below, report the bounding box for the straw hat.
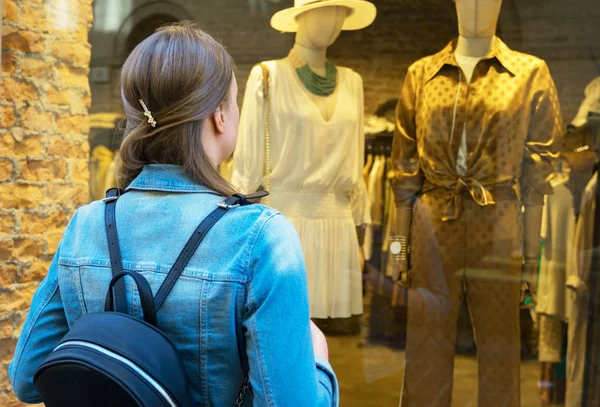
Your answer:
[270,0,377,33]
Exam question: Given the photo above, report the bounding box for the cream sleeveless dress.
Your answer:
[232,59,370,318]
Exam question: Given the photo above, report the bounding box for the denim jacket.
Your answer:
[9,164,339,406]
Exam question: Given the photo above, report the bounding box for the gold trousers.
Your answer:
[401,190,523,407]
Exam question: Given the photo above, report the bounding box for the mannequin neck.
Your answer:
[456,35,495,58]
[290,42,328,71]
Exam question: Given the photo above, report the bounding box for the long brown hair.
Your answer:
[118,22,237,196]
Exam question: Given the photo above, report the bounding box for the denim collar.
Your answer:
[126,164,215,194]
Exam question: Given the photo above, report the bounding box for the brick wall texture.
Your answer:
[0,0,93,405]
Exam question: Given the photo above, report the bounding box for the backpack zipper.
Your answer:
[54,340,177,407]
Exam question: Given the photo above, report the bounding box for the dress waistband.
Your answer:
[422,178,518,222]
[270,190,352,219]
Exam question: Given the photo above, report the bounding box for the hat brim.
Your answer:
[270,1,377,33]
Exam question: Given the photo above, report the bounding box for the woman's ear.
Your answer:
[213,107,226,134]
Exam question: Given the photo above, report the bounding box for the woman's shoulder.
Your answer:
[69,194,286,235]
[58,195,296,264]
[221,198,300,245]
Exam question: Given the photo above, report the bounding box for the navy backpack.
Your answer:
[33,189,267,407]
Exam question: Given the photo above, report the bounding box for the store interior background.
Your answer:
[89,0,599,126]
[87,0,600,406]
[83,0,600,406]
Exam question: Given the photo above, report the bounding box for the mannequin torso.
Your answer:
[454,52,483,174]
[393,0,548,295]
[454,2,498,175]
[288,47,340,122]
[287,6,348,121]
[232,5,373,320]
[392,2,563,406]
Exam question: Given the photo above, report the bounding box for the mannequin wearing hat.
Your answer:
[232,0,377,321]
[391,0,562,406]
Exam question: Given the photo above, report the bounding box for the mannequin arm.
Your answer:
[523,204,543,295]
[390,67,421,285]
[356,225,366,246]
[356,225,366,273]
[391,197,413,282]
[391,200,428,313]
[519,61,561,298]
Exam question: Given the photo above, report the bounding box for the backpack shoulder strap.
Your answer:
[103,188,128,313]
[153,191,269,311]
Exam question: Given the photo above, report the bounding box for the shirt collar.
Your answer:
[126,164,215,194]
[425,37,519,82]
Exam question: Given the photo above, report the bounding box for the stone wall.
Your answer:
[0,0,93,405]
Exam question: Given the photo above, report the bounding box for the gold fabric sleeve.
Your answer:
[392,67,424,204]
[520,61,563,206]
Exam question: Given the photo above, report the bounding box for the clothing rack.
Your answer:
[363,131,408,350]
[363,132,394,271]
[365,132,393,157]
[363,132,396,280]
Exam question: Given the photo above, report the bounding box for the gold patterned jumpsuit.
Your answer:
[392,38,563,407]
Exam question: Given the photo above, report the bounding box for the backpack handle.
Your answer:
[105,271,158,327]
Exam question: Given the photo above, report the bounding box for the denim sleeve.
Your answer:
[9,244,69,404]
[243,213,339,407]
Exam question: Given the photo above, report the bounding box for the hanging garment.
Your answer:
[562,150,599,217]
[383,157,393,233]
[383,158,397,277]
[393,37,563,407]
[375,155,386,226]
[363,155,381,261]
[382,157,396,252]
[232,60,370,319]
[362,152,374,261]
[571,77,600,128]
[537,180,576,363]
[383,199,396,278]
[369,155,385,227]
[538,316,564,363]
[364,153,374,186]
[566,173,598,407]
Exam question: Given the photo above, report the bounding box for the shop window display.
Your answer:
[232,1,376,323]
[6,0,595,406]
[88,1,599,406]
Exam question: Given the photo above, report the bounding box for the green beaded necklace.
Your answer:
[295,61,338,97]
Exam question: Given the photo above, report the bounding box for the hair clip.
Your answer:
[139,99,157,127]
